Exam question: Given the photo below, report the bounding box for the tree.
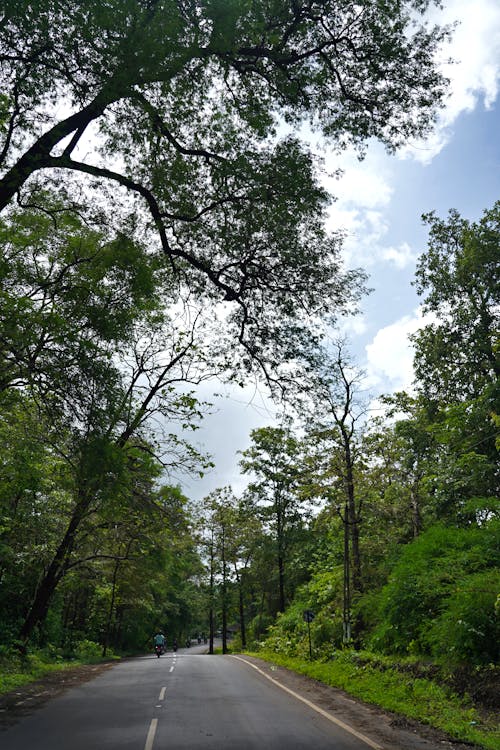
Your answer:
[411,203,500,521]
[297,341,368,643]
[363,393,437,541]
[0,194,225,645]
[0,394,68,642]
[413,203,499,404]
[0,200,160,397]
[11,298,215,644]
[0,0,447,379]
[240,425,309,614]
[198,488,262,650]
[225,496,262,650]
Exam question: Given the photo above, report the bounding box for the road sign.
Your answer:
[303,610,315,623]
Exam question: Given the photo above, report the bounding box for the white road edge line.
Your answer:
[144,718,158,750]
[159,687,166,701]
[232,656,383,750]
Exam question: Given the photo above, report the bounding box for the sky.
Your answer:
[178,0,500,502]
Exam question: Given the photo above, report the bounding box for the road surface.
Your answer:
[2,645,465,750]
[0,645,386,750]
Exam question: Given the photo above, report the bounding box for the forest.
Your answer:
[0,0,498,733]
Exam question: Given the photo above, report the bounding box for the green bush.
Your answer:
[73,639,102,661]
[366,522,499,663]
[425,569,499,663]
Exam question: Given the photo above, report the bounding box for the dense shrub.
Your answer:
[73,639,103,661]
[366,522,499,663]
[424,569,499,663]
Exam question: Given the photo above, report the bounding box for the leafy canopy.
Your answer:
[0,0,448,377]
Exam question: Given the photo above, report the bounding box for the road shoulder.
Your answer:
[234,654,483,750]
[0,662,115,730]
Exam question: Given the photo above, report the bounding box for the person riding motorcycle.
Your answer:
[153,631,166,656]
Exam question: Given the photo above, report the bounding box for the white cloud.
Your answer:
[364,308,437,393]
[441,0,500,110]
[327,200,418,270]
[318,146,421,271]
[323,156,393,210]
[380,242,419,270]
[320,146,399,268]
[401,0,500,163]
[338,315,369,337]
[180,381,276,501]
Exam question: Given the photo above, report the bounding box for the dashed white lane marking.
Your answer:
[159,687,166,701]
[232,656,383,750]
[169,665,174,673]
[144,718,158,750]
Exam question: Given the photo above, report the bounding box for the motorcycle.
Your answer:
[154,644,164,658]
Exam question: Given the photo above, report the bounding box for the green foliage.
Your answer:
[367,522,499,663]
[250,651,500,750]
[0,12,496,741]
[239,425,312,614]
[0,0,447,382]
[0,646,65,691]
[425,569,499,664]
[73,639,106,662]
[413,203,499,404]
[409,204,499,522]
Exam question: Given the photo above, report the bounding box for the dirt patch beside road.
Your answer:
[0,662,114,730]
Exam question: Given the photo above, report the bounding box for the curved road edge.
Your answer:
[232,655,383,750]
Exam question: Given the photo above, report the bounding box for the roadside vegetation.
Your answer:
[247,650,499,750]
[0,5,498,748]
[0,642,118,695]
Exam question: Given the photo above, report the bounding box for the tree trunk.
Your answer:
[276,498,286,613]
[102,558,120,657]
[342,500,351,645]
[236,572,246,648]
[209,532,215,655]
[343,433,362,593]
[277,552,285,613]
[19,494,89,642]
[221,526,228,655]
[411,481,422,538]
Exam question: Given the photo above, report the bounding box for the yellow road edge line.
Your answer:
[232,656,384,750]
[144,717,158,750]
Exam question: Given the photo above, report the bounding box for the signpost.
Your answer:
[303,610,315,659]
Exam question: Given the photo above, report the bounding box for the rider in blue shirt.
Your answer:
[153,632,166,649]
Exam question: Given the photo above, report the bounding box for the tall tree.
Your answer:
[297,341,368,643]
[16,348,210,643]
[0,394,67,642]
[0,0,447,379]
[226,496,262,650]
[364,393,437,541]
[411,203,500,521]
[413,203,499,404]
[240,425,308,614]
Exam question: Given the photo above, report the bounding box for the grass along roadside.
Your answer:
[0,655,81,694]
[246,650,499,750]
[0,643,119,695]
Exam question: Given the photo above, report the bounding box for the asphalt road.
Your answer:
[1,646,383,750]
